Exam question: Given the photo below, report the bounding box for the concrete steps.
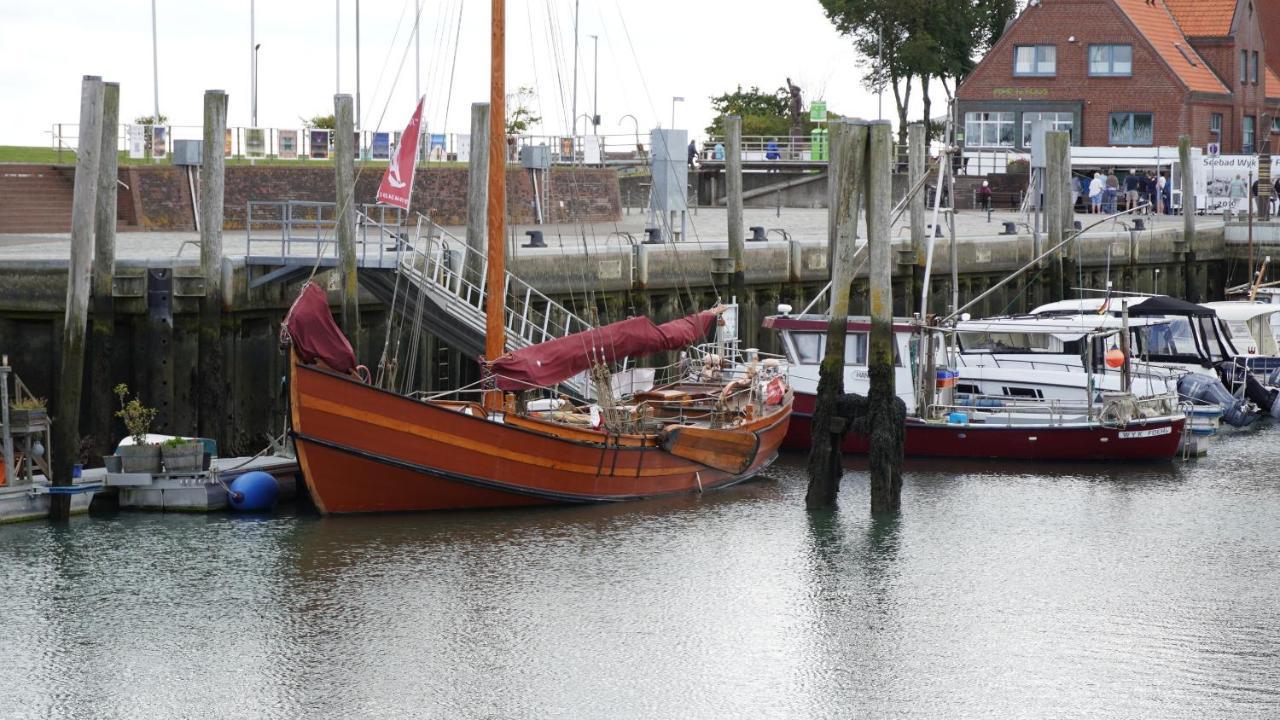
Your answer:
[0,164,137,234]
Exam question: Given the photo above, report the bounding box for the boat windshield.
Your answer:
[957,331,1065,353]
[1133,317,1200,357]
[786,331,894,366]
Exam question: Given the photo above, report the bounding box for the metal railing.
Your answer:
[245,201,409,268]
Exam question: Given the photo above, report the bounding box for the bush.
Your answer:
[1006,158,1030,174]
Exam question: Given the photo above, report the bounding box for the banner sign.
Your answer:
[455,133,471,163]
[429,133,446,162]
[278,130,298,159]
[809,100,827,123]
[376,97,425,209]
[245,128,266,158]
[127,125,145,159]
[309,129,330,159]
[1196,155,1278,213]
[371,132,391,160]
[152,126,167,157]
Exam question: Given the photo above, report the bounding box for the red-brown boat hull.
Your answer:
[784,392,1185,461]
[290,359,791,514]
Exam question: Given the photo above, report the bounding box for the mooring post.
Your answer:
[866,120,903,513]
[334,93,360,351]
[1178,136,1198,299]
[725,115,745,301]
[52,75,104,519]
[90,81,119,457]
[805,120,865,510]
[198,89,228,445]
[907,122,925,313]
[1044,130,1067,303]
[465,102,490,288]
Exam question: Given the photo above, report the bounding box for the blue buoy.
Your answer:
[228,471,278,512]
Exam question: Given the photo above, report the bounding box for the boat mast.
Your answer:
[484,0,507,410]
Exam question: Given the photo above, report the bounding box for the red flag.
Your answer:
[376,96,425,210]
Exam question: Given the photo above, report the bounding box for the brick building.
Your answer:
[956,0,1280,156]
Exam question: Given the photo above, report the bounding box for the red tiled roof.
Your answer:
[1163,0,1236,37]
[1115,0,1231,94]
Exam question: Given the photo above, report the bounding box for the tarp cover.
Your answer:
[489,311,718,391]
[1128,295,1217,318]
[285,282,357,374]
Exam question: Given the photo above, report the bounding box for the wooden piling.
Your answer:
[334,94,360,350]
[1179,136,1197,296]
[465,102,490,288]
[806,120,865,510]
[197,90,228,445]
[52,75,104,519]
[1044,130,1071,303]
[866,120,903,513]
[725,115,745,301]
[89,81,119,457]
[907,122,925,313]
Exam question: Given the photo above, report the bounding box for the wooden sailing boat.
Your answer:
[285,0,792,514]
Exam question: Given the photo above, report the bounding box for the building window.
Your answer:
[964,112,1017,147]
[1210,113,1223,139]
[1252,51,1260,84]
[1273,116,1280,133]
[1109,112,1153,144]
[1088,45,1133,76]
[1021,112,1074,146]
[1014,45,1056,76]
[1241,50,1248,83]
[1243,116,1256,153]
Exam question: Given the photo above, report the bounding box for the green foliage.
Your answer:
[1006,158,1030,174]
[506,86,541,136]
[162,436,193,448]
[114,384,158,446]
[301,114,336,130]
[132,114,169,126]
[705,85,808,137]
[10,396,46,411]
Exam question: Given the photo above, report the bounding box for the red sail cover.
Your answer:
[285,283,357,374]
[489,311,718,391]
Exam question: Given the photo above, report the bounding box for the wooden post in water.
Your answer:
[1179,136,1198,299]
[866,120,903,513]
[52,75,104,519]
[725,115,745,301]
[334,94,360,351]
[806,120,865,509]
[90,81,119,457]
[907,122,926,313]
[198,90,228,444]
[465,102,490,288]
[1045,130,1069,303]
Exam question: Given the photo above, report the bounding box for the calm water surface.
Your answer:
[3,432,1279,719]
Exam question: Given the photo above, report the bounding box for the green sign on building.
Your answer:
[809,101,827,123]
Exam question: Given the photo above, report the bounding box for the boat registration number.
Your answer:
[1117,427,1172,439]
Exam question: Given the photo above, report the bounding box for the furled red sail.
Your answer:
[284,282,358,374]
[488,310,719,391]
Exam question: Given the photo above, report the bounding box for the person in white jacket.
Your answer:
[1089,173,1104,214]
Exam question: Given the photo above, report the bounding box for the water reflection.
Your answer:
[1,448,1278,718]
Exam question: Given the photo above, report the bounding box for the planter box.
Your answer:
[7,408,48,428]
[161,442,204,473]
[118,444,161,474]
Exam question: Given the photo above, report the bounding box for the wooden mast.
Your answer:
[484,0,506,410]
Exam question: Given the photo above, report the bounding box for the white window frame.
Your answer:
[964,111,1017,148]
[1088,44,1133,77]
[1109,112,1154,145]
[1014,45,1056,76]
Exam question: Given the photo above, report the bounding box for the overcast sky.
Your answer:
[0,0,939,147]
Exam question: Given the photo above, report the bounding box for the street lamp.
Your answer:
[671,96,684,130]
[253,43,261,127]
[590,34,599,131]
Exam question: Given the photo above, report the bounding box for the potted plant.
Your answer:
[8,396,47,428]
[160,436,204,473]
[113,384,160,473]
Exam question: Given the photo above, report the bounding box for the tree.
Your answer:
[301,114,336,129]
[819,0,1015,145]
[704,85,800,138]
[506,86,541,136]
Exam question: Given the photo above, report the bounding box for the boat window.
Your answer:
[958,331,1060,353]
[1226,320,1257,353]
[845,333,869,366]
[1134,318,1199,357]
[1002,386,1043,399]
[791,333,822,364]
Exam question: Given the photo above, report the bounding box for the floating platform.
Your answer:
[90,454,299,512]
[0,479,101,523]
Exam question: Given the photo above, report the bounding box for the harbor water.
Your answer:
[3,433,1279,719]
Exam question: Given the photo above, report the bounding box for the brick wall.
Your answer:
[129,164,621,230]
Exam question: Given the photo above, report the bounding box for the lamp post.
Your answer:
[253,43,261,127]
[590,34,599,132]
[671,96,684,130]
[335,0,340,93]
[250,0,255,126]
[150,0,160,123]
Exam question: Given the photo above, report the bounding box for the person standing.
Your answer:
[1124,169,1140,211]
[1156,172,1167,214]
[978,180,993,211]
[1089,172,1104,214]
[687,139,698,168]
[1229,174,1248,214]
[1105,169,1120,214]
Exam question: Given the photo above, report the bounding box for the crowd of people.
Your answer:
[1082,169,1169,215]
